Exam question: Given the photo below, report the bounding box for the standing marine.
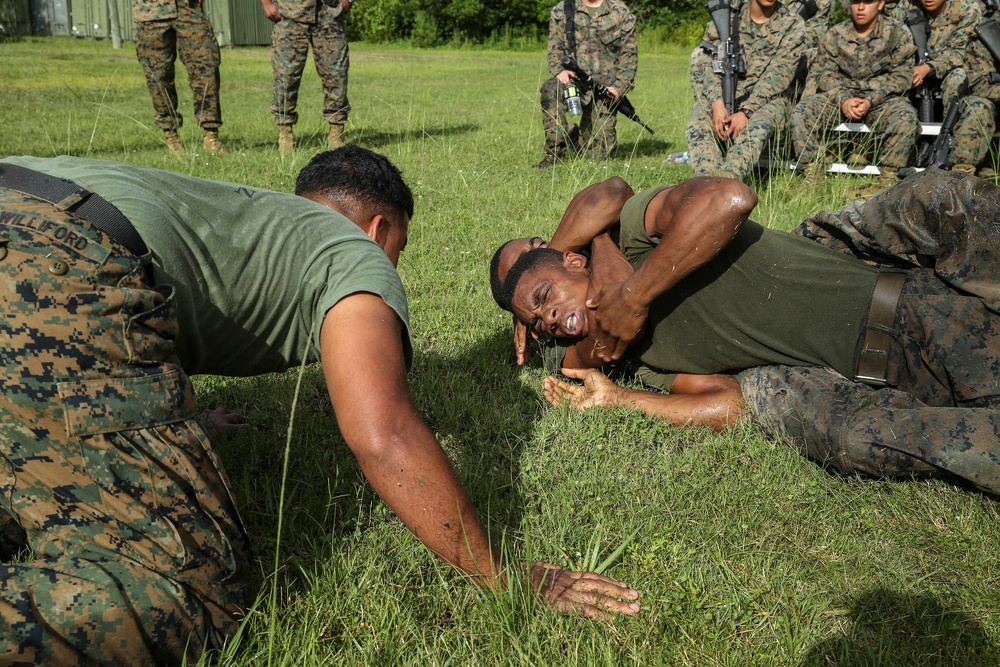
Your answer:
[533,0,637,168]
[133,0,224,154]
[261,0,352,153]
[686,0,805,181]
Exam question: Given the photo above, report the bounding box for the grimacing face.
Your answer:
[510,254,592,339]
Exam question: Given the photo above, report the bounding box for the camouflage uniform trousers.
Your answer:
[135,3,222,132]
[791,93,919,171]
[0,190,251,664]
[739,364,1000,495]
[270,6,350,127]
[539,77,617,160]
[738,170,1000,494]
[950,95,996,167]
[685,97,791,180]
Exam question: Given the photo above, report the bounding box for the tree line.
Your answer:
[347,0,708,46]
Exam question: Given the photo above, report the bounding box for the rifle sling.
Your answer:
[564,0,576,60]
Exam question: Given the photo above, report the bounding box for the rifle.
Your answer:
[798,0,819,21]
[975,19,1000,84]
[916,99,960,168]
[706,0,746,117]
[905,9,937,123]
[560,58,655,134]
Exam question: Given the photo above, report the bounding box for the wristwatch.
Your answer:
[739,107,754,119]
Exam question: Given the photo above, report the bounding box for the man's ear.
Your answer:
[362,214,389,247]
[563,251,588,268]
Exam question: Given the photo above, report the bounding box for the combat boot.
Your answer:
[164,130,184,155]
[203,129,225,154]
[278,126,294,154]
[327,123,345,150]
[951,163,976,176]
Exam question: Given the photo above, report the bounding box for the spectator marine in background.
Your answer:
[533,0,638,168]
[261,0,353,153]
[133,0,224,154]
[686,0,805,182]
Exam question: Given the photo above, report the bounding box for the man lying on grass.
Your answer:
[490,170,1000,496]
[0,146,638,666]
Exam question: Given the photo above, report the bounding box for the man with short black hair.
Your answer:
[0,145,638,664]
[491,170,1000,495]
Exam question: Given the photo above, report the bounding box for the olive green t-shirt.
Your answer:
[620,186,878,390]
[3,155,411,377]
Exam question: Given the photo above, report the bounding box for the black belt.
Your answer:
[854,271,906,387]
[0,163,149,259]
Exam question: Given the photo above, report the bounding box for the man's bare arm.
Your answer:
[587,177,757,362]
[549,177,633,252]
[322,293,640,617]
[544,368,745,432]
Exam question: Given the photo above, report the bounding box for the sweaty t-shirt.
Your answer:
[2,155,411,377]
[620,186,879,390]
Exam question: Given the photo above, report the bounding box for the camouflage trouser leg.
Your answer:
[686,98,790,179]
[862,97,919,171]
[539,77,574,158]
[739,365,1000,495]
[791,92,842,164]
[136,19,182,131]
[270,18,313,126]
[723,98,790,179]
[888,269,1000,408]
[0,191,251,665]
[794,167,1000,312]
[686,100,725,175]
[578,95,617,160]
[312,6,350,126]
[173,3,222,130]
[950,96,995,167]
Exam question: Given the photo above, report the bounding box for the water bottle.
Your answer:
[665,151,690,164]
[563,85,582,116]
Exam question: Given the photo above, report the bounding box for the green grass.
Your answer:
[3,36,1000,666]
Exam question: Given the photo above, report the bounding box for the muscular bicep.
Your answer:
[320,292,419,451]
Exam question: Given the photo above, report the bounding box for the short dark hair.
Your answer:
[494,247,563,312]
[296,145,415,222]
[489,242,510,310]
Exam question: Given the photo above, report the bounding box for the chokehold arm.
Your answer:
[585,176,756,362]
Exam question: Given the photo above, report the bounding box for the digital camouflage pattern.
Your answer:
[0,188,250,664]
[739,364,1000,495]
[686,2,805,178]
[540,0,637,159]
[790,15,918,169]
[270,0,350,127]
[794,167,1000,312]
[738,169,1000,494]
[959,37,1000,167]
[784,0,834,97]
[134,0,222,131]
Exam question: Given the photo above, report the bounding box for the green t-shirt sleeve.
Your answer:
[619,185,670,268]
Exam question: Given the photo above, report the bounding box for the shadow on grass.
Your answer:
[349,123,481,150]
[206,325,546,587]
[801,588,999,666]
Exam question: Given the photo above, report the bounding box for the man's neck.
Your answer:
[581,0,604,8]
[853,14,880,37]
[749,0,776,23]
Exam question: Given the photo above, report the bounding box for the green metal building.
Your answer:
[0,0,32,35]
[66,0,272,45]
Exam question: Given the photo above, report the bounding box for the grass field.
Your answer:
[3,36,1000,666]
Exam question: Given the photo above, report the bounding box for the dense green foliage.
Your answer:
[348,0,708,46]
[3,37,1000,666]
